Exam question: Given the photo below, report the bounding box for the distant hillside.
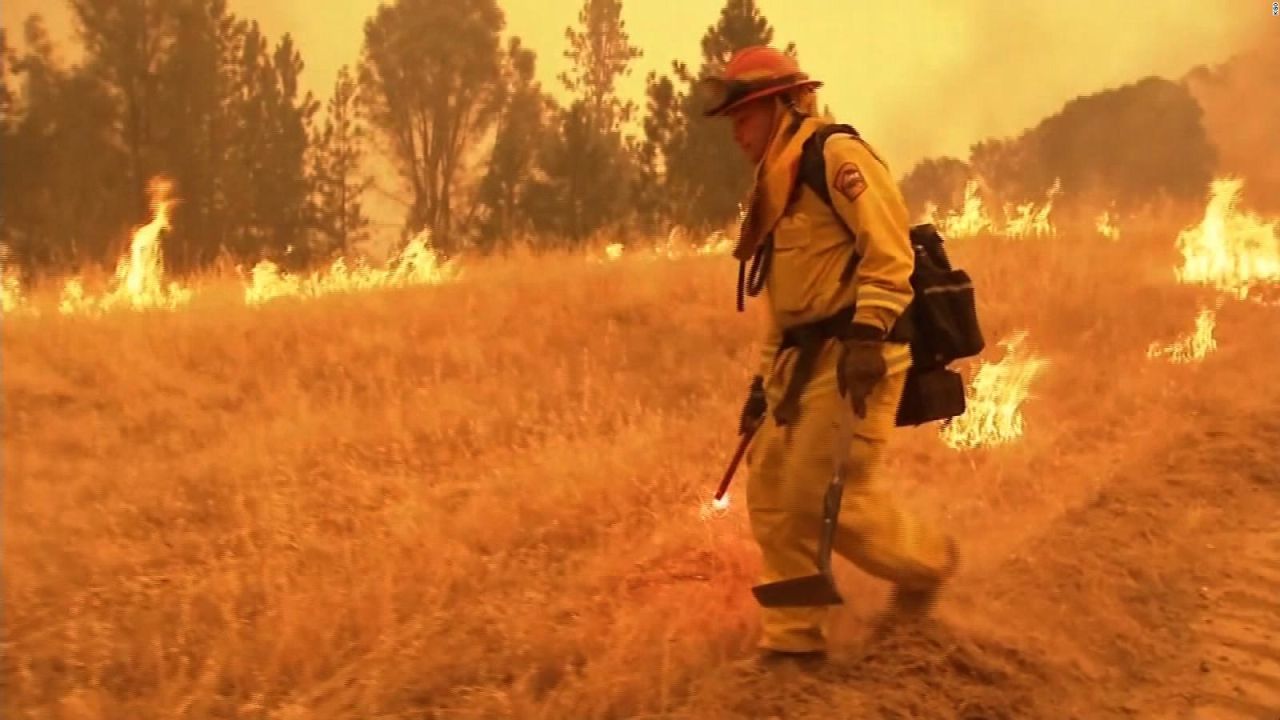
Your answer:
[900,70,1238,222]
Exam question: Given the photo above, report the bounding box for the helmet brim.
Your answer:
[703,78,822,117]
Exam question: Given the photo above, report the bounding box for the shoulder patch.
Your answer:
[833,162,868,202]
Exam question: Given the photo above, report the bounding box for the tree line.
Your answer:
[1,0,1232,277]
[899,75,1219,225]
[0,0,785,276]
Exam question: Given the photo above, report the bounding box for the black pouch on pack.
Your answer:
[907,224,985,371]
[896,364,967,427]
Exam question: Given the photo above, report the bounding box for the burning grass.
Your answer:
[922,179,1061,240]
[3,197,1279,717]
[941,331,1050,451]
[2,265,34,316]
[1174,177,1280,301]
[56,177,193,315]
[1146,306,1219,364]
[243,231,459,306]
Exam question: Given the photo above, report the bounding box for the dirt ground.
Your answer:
[688,348,1280,720]
[651,277,1280,720]
[3,229,1278,719]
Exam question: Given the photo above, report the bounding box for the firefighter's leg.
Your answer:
[746,350,954,651]
[745,351,832,653]
[830,368,955,591]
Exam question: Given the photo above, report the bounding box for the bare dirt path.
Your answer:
[1149,412,1280,720]
[670,315,1279,720]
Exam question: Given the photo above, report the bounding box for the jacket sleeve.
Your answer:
[822,134,915,335]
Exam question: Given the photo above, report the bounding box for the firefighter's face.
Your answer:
[729,97,777,164]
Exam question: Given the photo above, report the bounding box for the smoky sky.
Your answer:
[3,0,1263,172]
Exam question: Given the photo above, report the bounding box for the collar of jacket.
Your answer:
[733,107,828,263]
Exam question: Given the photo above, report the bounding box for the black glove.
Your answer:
[739,375,767,434]
[837,324,888,419]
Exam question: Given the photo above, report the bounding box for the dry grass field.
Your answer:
[4,207,1279,718]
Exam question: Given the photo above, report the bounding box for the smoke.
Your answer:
[793,0,1265,174]
[1185,35,1280,213]
[2,0,1269,221]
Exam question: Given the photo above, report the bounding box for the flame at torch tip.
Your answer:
[699,493,732,521]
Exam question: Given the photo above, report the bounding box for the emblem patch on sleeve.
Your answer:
[834,162,868,202]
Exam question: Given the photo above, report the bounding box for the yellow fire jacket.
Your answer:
[755,131,915,378]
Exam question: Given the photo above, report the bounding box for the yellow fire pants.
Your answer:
[746,341,953,653]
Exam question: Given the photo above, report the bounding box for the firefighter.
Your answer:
[700,46,959,660]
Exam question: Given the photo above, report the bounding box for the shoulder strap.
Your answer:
[793,123,914,341]
[798,123,861,207]
[793,123,863,282]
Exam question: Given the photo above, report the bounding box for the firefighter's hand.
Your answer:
[837,325,888,419]
[739,375,767,434]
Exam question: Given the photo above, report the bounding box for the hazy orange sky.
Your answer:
[2,1,1265,172]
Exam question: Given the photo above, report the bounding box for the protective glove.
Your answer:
[836,323,888,419]
[739,375,767,434]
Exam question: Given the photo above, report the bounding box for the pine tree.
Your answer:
[155,0,236,271]
[2,15,128,270]
[217,22,318,266]
[558,0,642,133]
[58,0,318,272]
[635,71,678,234]
[696,0,775,70]
[475,37,550,250]
[310,65,371,259]
[641,0,782,233]
[68,0,172,221]
[360,0,506,252]
[529,0,642,246]
[264,33,319,265]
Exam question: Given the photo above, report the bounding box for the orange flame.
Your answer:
[934,180,1060,240]
[938,180,996,239]
[1146,308,1218,364]
[653,228,686,260]
[1096,210,1121,241]
[603,242,625,261]
[940,331,1048,450]
[1,273,24,314]
[597,225,736,263]
[59,176,192,314]
[1003,180,1060,239]
[244,230,458,306]
[695,230,734,256]
[1,252,35,317]
[598,207,746,262]
[696,202,746,258]
[1174,178,1280,301]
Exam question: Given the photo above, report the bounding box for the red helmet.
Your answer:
[698,46,822,117]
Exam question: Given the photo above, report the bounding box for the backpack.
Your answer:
[796,124,986,426]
